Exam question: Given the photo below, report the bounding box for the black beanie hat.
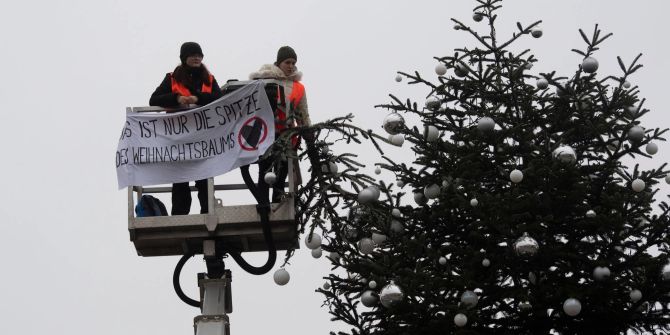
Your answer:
[276,46,297,65]
[180,42,203,63]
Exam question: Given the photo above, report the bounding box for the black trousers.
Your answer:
[171,179,208,215]
[257,157,288,203]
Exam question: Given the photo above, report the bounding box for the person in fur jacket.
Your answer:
[249,46,311,203]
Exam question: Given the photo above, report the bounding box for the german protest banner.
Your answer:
[116,80,274,189]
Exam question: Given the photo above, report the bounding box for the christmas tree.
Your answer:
[285,0,670,333]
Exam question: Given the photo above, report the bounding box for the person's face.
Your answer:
[278,58,297,76]
[186,54,203,67]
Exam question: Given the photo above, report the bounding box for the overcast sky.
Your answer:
[0,1,668,334]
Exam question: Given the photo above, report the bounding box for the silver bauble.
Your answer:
[379,281,404,308]
[358,238,375,255]
[593,266,611,281]
[264,172,277,185]
[552,145,577,164]
[454,313,468,327]
[519,301,532,311]
[305,233,322,250]
[382,112,405,135]
[510,169,524,183]
[396,179,405,188]
[477,117,495,132]
[482,258,491,267]
[273,268,290,286]
[414,191,428,205]
[473,12,483,22]
[374,166,382,175]
[390,134,405,146]
[454,63,469,77]
[424,125,440,142]
[369,280,378,289]
[321,161,338,174]
[586,210,596,218]
[628,126,645,142]
[439,256,447,265]
[424,184,441,199]
[328,251,341,262]
[358,187,376,204]
[460,290,479,308]
[627,105,639,116]
[390,219,404,233]
[582,57,599,73]
[361,290,378,307]
[425,96,441,111]
[391,208,402,217]
[662,260,670,281]
[514,233,539,257]
[470,198,479,207]
[435,63,447,76]
[563,298,582,316]
[666,175,670,185]
[631,179,646,193]
[536,78,549,89]
[531,28,543,38]
[395,74,402,82]
[630,289,642,302]
[646,142,658,155]
[623,81,631,89]
[371,232,387,244]
[323,282,331,290]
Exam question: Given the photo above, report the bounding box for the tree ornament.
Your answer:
[631,179,645,193]
[321,161,338,174]
[460,290,479,308]
[379,281,404,308]
[383,112,405,135]
[263,172,277,185]
[630,289,642,302]
[470,198,479,207]
[628,126,645,142]
[425,96,441,110]
[390,134,405,146]
[582,56,599,73]
[662,260,670,281]
[305,233,322,250]
[626,105,640,117]
[323,282,331,290]
[358,237,375,254]
[391,208,402,217]
[586,210,596,218]
[396,179,405,188]
[482,258,491,267]
[666,175,670,185]
[374,166,382,175]
[361,290,378,307]
[528,272,538,285]
[328,252,340,262]
[645,142,658,155]
[473,12,483,21]
[390,219,404,233]
[519,301,532,311]
[424,184,441,199]
[623,81,632,89]
[371,232,387,244]
[435,63,447,76]
[510,169,524,183]
[395,74,402,82]
[593,266,611,281]
[439,256,447,265]
[552,145,577,164]
[453,24,460,30]
[477,117,495,132]
[454,313,468,327]
[536,78,549,89]
[369,280,377,289]
[454,63,469,77]
[273,268,290,286]
[358,187,377,204]
[563,298,582,316]
[531,28,543,38]
[424,125,440,142]
[514,233,539,257]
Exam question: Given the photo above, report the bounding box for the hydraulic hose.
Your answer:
[173,251,200,307]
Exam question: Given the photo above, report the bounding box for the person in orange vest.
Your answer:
[249,46,312,203]
[150,42,223,215]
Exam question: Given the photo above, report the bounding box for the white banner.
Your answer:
[115,80,275,189]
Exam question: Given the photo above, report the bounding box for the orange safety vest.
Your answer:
[275,80,305,132]
[170,73,214,96]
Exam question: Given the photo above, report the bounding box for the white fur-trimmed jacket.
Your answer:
[249,64,311,126]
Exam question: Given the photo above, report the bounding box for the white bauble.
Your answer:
[531,28,543,38]
[273,268,290,286]
[510,169,524,183]
[391,208,402,217]
[439,257,447,265]
[623,81,632,89]
[482,258,491,267]
[627,105,639,116]
[390,219,404,233]
[593,266,611,281]
[369,186,381,200]
[390,134,405,146]
[435,63,447,76]
[311,248,322,259]
[424,184,441,199]
[631,179,646,193]
[263,172,277,185]
[358,238,376,255]
[382,112,405,135]
[666,175,670,185]
[646,142,658,155]
[379,281,404,308]
[395,74,402,82]
[323,282,331,290]
[454,63,469,77]
[630,289,642,302]
[358,188,376,204]
[396,179,405,188]
[425,96,441,110]
[477,117,495,132]
[460,290,479,308]
[536,78,549,89]
[628,126,645,142]
[369,280,378,289]
[371,232,387,244]
[321,161,338,174]
[563,298,582,316]
[454,313,468,327]
[519,301,532,311]
[514,233,539,257]
[470,198,479,207]
[328,252,340,262]
[582,57,599,73]
[662,260,670,280]
[552,145,577,164]
[374,166,382,175]
[361,290,378,307]
[424,125,440,142]
[305,233,322,250]
[586,210,596,218]
[414,192,427,206]
[473,12,483,22]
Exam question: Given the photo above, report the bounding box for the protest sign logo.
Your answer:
[238,116,269,151]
